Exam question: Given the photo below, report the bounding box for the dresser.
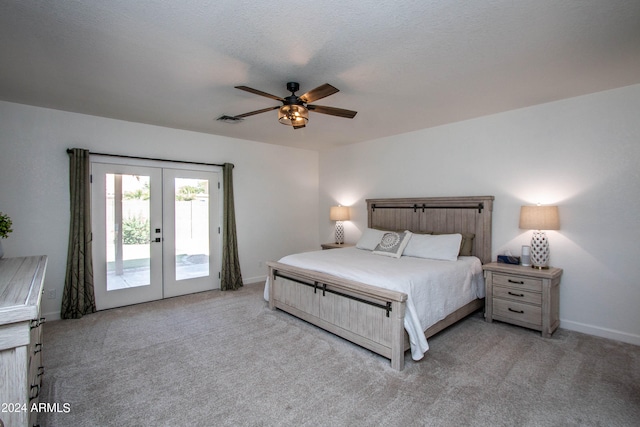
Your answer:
[0,256,48,427]
[483,262,562,338]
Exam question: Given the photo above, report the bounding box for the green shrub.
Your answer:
[123,215,150,245]
[0,212,12,239]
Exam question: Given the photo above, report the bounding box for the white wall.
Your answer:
[319,84,640,345]
[3,84,639,345]
[0,101,319,319]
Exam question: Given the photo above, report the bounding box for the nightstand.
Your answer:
[483,262,562,338]
[321,243,355,250]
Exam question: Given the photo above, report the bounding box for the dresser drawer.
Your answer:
[493,285,542,305]
[492,273,542,292]
[493,299,542,327]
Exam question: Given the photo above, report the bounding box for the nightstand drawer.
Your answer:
[493,286,542,305]
[492,273,542,292]
[493,299,542,326]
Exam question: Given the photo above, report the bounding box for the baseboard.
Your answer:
[243,275,267,285]
[561,319,640,346]
[43,310,62,322]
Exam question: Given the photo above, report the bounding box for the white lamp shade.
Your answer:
[519,205,560,230]
[330,206,350,221]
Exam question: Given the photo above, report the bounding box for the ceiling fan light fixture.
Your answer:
[278,104,309,127]
[233,82,356,129]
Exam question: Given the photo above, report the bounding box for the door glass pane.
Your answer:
[106,173,151,290]
[174,178,210,281]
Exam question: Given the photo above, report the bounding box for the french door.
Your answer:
[91,159,221,310]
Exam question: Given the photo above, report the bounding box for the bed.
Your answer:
[265,196,494,370]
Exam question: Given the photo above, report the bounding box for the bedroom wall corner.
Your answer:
[0,101,320,319]
[319,84,640,346]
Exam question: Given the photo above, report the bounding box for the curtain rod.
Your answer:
[66,148,227,168]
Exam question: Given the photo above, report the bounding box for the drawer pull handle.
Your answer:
[508,279,524,284]
[30,317,46,328]
[508,308,524,314]
[34,343,42,354]
[508,291,525,297]
[37,366,45,377]
[29,384,40,401]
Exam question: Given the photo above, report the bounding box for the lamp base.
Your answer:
[530,230,551,269]
[334,221,345,244]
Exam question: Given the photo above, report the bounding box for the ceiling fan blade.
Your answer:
[307,104,357,119]
[233,106,280,118]
[299,83,339,103]
[235,86,285,102]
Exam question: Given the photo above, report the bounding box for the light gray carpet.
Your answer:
[40,282,640,427]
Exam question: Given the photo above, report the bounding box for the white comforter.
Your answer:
[264,247,485,360]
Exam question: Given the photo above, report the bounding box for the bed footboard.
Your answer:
[266,196,492,370]
[267,262,408,370]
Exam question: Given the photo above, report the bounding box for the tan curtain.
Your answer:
[221,163,243,290]
[61,148,96,318]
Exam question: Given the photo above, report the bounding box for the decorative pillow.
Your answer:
[372,231,413,258]
[356,228,388,251]
[459,233,475,256]
[403,233,462,261]
[432,232,475,256]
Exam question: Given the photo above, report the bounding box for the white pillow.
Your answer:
[403,233,462,261]
[356,228,388,251]
[372,231,413,258]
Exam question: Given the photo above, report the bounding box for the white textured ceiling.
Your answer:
[1,0,639,151]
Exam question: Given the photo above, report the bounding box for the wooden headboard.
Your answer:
[366,196,494,264]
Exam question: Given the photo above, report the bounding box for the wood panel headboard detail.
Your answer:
[366,196,494,264]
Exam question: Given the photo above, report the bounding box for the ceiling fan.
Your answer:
[227,82,357,130]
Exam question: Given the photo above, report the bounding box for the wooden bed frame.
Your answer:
[267,196,494,370]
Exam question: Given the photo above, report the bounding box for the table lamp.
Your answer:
[330,206,350,244]
[519,205,560,269]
